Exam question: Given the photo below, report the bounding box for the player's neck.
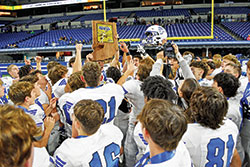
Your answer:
[149,142,165,158]
[20,103,30,110]
[85,82,101,88]
[77,129,89,137]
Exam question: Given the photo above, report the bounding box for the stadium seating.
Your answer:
[11,18,41,26]
[165,23,235,41]
[221,22,250,40]
[0,30,44,49]
[17,28,92,48]
[193,7,250,15]
[76,11,131,22]
[134,9,190,17]
[30,15,81,25]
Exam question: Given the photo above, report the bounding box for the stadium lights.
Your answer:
[0,0,106,10]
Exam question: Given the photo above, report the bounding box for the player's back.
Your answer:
[53,124,123,167]
[67,83,124,124]
[182,119,238,167]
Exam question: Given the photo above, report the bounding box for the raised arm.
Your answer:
[172,43,195,79]
[117,60,136,85]
[72,43,83,73]
[36,56,42,71]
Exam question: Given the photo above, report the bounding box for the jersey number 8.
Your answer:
[206,134,235,167]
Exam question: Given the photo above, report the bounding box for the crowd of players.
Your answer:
[0,36,249,167]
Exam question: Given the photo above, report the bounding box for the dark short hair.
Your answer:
[190,61,208,79]
[190,87,228,129]
[180,78,200,104]
[48,65,68,85]
[19,74,39,84]
[207,61,216,70]
[137,99,187,151]
[133,54,143,60]
[73,99,104,135]
[18,65,34,79]
[31,70,42,75]
[47,61,60,72]
[82,62,101,87]
[140,75,177,103]
[69,57,76,67]
[67,71,85,92]
[225,63,242,79]
[106,67,121,83]
[214,72,240,98]
[137,64,152,82]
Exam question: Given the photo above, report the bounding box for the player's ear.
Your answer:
[142,127,150,140]
[218,86,224,94]
[75,119,82,129]
[24,145,34,167]
[25,96,30,103]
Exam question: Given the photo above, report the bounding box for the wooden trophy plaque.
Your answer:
[92,21,118,62]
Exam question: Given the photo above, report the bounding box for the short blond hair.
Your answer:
[9,81,34,105]
[0,105,42,167]
[7,64,16,73]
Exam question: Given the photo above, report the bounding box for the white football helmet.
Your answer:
[145,25,167,45]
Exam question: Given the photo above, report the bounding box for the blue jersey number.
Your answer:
[96,96,116,124]
[206,135,235,167]
[62,101,74,125]
[89,143,120,167]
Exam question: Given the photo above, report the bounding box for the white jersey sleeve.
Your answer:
[33,147,54,167]
[52,78,68,98]
[29,103,46,131]
[227,96,243,130]
[134,122,148,151]
[123,79,145,124]
[57,93,73,137]
[182,119,238,167]
[53,124,123,167]
[37,89,49,105]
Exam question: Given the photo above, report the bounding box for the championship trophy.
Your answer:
[92,21,118,62]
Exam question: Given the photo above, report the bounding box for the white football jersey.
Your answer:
[60,83,124,129]
[134,122,148,149]
[52,78,68,98]
[240,81,250,162]
[199,78,213,87]
[18,105,45,131]
[226,95,245,162]
[1,76,13,88]
[29,103,46,131]
[227,96,243,130]
[134,122,148,161]
[123,79,145,124]
[37,89,49,105]
[182,119,238,167]
[135,141,192,167]
[57,92,72,137]
[53,124,123,167]
[238,77,248,98]
[33,147,53,167]
[67,67,73,77]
